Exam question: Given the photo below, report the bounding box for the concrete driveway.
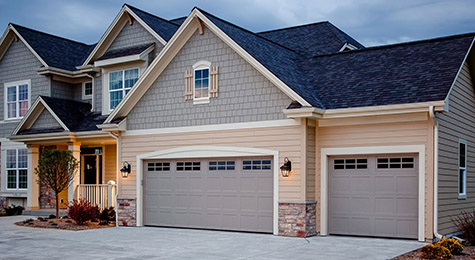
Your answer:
[1,216,423,260]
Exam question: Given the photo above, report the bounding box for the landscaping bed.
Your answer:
[392,245,475,259]
[15,218,115,231]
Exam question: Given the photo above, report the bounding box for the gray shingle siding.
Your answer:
[30,109,61,130]
[50,80,74,100]
[437,61,475,235]
[94,73,102,112]
[0,39,50,138]
[108,22,161,52]
[126,28,292,130]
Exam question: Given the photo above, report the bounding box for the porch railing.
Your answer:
[77,181,116,209]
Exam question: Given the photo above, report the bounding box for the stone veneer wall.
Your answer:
[117,197,136,226]
[278,201,317,237]
[39,185,56,209]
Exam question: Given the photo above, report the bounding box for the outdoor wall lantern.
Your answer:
[280,157,292,177]
[120,161,131,178]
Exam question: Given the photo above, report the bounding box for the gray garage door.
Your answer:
[144,157,273,233]
[329,155,418,239]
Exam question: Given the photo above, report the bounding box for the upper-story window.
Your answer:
[459,139,467,199]
[4,80,30,120]
[82,82,92,99]
[185,61,218,104]
[109,68,139,110]
[194,68,209,101]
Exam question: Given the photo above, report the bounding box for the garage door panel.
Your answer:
[330,155,418,239]
[144,157,273,233]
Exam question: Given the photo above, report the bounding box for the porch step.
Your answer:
[23,209,68,217]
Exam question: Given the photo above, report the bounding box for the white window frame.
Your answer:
[459,139,467,199]
[4,80,31,120]
[82,81,93,99]
[192,61,211,104]
[108,67,139,111]
[6,148,28,191]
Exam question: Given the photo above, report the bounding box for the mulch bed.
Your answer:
[392,246,475,259]
[15,218,115,231]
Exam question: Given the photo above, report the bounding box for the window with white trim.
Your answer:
[109,68,139,110]
[6,149,28,190]
[194,68,209,101]
[4,81,29,119]
[83,82,92,99]
[459,139,467,199]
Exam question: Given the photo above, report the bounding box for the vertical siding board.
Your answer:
[437,61,475,234]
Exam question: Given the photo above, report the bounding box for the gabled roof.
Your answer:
[14,96,107,136]
[12,24,94,71]
[259,21,364,56]
[97,43,154,61]
[126,5,179,41]
[169,17,187,26]
[301,33,475,109]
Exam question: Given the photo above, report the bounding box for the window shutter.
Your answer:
[184,69,193,100]
[210,66,219,98]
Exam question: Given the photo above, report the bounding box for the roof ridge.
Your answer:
[40,95,92,106]
[313,32,475,58]
[324,22,348,44]
[10,23,90,46]
[169,16,187,22]
[124,4,179,28]
[258,21,329,34]
[193,7,298,54]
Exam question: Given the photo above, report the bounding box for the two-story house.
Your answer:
[1,4,474,242]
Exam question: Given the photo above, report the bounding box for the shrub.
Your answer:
[99,207,116,224]
[48,214,56,219]
[420,243,452,260]
[4,205,24,216]
[436,237,464,255]
[67,199,100,225]
[452,209,475,245]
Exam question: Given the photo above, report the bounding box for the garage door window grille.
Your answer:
[243,160,271,170]
[377,158,414,169]
[177,161,201,171]
[334,159,367,170]
[147,162,170,172]
[209,161,235,171]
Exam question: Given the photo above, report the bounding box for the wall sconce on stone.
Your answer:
[120,161,131,178]
[280,157,292,177]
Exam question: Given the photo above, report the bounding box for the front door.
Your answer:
[81,148,103,185]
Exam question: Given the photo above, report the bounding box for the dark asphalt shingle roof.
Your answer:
[301,33,475,109]
[12,24,94,71]
[97,43,154,61]
[18,96,107,135]
[126,4,179,41]
[259,22,364,56]
[169,17,187,26]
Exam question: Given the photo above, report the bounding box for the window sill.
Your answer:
[2,118,22,123]
[193,98,210,105]
[458,194,467,200]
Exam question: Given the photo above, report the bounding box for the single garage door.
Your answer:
[329,155,418,239]
[144,157,273,233]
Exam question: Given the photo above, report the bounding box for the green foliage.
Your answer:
[436,237,464,255]
[452,209,475,245]
[4,205,24,216]
[420,243,452,260]
[67,199,100,225]
[35,149,78,218]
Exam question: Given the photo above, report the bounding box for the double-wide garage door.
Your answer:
[329,155,418,239]
[144,157,273,233]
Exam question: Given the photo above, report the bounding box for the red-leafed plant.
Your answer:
[67,199,100,225]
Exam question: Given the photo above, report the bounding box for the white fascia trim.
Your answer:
[97,118,127,132]
[94,44,154,67]
[8,130,111,142]
[320,145,426,242]
[135,145,280,235]
[444,36,475,112]
[9,26,48,67]
[123,118,300,136]
[37,66,90,78]
[123,6,167,46]
[339,42,358,52]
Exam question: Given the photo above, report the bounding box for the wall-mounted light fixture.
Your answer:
[120,161,131,178]
[280,157,292,177]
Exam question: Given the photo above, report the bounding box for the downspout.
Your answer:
[109,131,120,228]
[86,74,94,112]
[430,106,443,240]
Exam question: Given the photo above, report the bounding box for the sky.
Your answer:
[0,0,474,47]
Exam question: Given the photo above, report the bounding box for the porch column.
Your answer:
[26,144,40,210]
[68,142,81,203]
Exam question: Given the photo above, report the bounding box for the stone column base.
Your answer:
[117,197,136,226]
[278,201,317,237]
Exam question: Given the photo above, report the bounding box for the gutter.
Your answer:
[109,131,120,228]
[430,106,443,240]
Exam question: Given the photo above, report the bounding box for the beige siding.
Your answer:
[437,61,475,234]
[315,117,434,240]
[104,145,116,183]
[306,122,316,201]
[119,122,305,201]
